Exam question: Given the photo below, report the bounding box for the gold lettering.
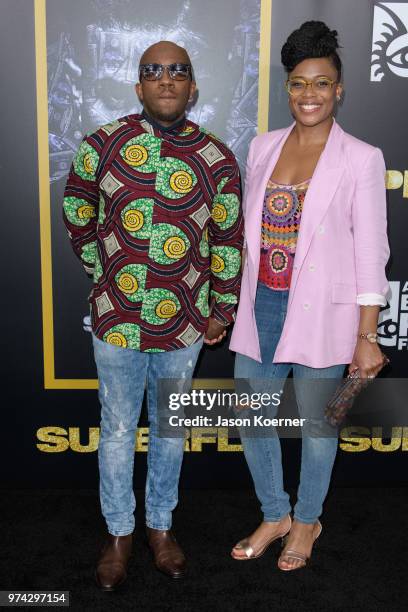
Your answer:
[190,428,217,451]
[217,427,243,451]
[69,427,99,452]
[36,426,408,454]
[401,427,408,450]
[135,427,149,452]
[339,427,371,452]
[184,429,191,452]
[385,170,408,197]
[36,427,70,453]
[386,170,403,190]
[371,427,402,452]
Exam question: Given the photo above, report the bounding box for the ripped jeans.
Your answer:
[92,334,203,536]
[234,283,345,524]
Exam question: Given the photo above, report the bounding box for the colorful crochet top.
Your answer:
[63,113,243,352]
[258,177,310,290]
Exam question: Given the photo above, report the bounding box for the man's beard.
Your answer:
[153,108,185,123]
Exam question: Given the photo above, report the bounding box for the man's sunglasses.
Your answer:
[139,63,192,81]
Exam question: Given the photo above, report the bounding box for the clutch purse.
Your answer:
[325,353,390,427]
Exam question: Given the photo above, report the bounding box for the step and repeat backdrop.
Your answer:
[1,0,407,488]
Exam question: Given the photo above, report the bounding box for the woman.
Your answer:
[229,21,389,571]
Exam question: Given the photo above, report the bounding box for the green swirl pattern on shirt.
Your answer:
[63,197,96,226]
[81,241,97,265]
[115,263,147,302]
[210,245,241,280]
[149,223,191,265]
[195,281,210,317]
[156,157,197,200]
[120,133,161,173]
[103,323,140,350]
[211,193,240,230]
[121,199,154,240]
[141,288,181,325]
[73,141,99,181]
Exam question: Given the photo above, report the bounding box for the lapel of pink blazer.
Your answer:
[288,119,345,303]
[245,124,294,288]
[245,119,345,301]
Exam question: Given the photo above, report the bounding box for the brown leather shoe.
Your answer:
[95,533,133,591]
[146,527,186,579]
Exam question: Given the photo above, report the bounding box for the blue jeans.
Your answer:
[92,334,203,536]
[234,282,345,524]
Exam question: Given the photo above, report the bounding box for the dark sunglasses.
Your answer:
[139,63,192,81]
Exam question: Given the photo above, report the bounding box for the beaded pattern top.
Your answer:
[258,177,310,291]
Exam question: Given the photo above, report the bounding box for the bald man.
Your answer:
[63,41,243,589]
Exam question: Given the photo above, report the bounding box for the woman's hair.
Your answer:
[281,21,342,80]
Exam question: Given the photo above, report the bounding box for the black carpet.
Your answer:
[1,488,407,611]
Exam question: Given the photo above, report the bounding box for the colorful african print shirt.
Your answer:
[63,113,243,352]
[258,178,310,290]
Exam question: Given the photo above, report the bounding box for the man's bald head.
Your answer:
[139,41,192,68]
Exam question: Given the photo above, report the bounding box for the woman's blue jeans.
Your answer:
[234,282,345,524]
[92,334,203,536]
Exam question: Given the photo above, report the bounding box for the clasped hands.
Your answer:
[203,317,228,345]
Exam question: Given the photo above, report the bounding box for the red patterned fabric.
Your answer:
[63,114,243,352]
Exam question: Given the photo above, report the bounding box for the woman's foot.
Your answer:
[277,519,322,571]
[231,514,291,560]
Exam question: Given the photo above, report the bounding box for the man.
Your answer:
[63,41,243,589]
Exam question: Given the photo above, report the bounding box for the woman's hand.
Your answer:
[351,305,383,378]
[349,339,384,378]
[204,317,227,345]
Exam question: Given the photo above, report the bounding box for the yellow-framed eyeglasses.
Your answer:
[285,76,338,96]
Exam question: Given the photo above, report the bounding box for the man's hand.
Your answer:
[204,317,228,345]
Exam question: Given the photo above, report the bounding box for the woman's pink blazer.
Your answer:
[229,119,390,367]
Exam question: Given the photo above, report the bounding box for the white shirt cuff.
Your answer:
[83,314,92,332]
[357,293,387,307]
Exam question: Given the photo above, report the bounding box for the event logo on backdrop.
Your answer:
[371,2,408,81]
[35,426,408,453]
[378,281,408,350]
